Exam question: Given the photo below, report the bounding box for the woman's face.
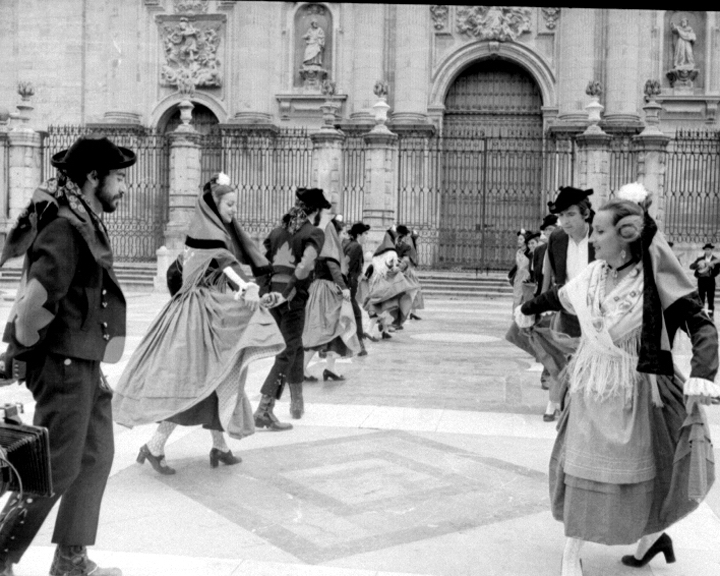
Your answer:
[217,193,237,224]
[590,210,625,263]
[528,238,539,251]
[516,234,526,248]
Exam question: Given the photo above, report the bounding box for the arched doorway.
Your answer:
[438,58,544,270]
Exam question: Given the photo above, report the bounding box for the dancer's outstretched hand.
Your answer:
[241,283,260,311]
[341,288,351,301]
[261,292,286,309]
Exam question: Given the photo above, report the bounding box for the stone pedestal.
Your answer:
[6,130,42,226]
[362,131,398,252]
[576,131,611,206]
[311,128,345,214]
[633,132,670,226]
[164,130,202,253]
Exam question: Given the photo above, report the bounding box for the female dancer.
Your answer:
[113,173,285,474]
[515,183,719,576]
[302,216,361,389]
[395,225,424,320]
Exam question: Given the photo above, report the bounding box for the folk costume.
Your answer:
[689,244,720,318]
[256,188,329,422]
[112,177,285,472]
[396,226,424,319]
[0,136,133,576]
[303,218,361,381]
[344,222,370,350]
[363,229,418,337]
[518,209,719,569]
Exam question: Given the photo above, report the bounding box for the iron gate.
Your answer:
[42,125,169,262]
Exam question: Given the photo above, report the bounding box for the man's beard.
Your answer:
[97,177,118,213]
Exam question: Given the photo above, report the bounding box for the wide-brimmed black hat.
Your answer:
[703,243,715,250]
[540,214,558,230]
[296,187,331,211]
[524,230,541,243]
[349,222,370,237]
[396,224,411,237]
[51,135,136,173]
[547,187,593,214]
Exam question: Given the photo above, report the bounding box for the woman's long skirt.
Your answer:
[303,279,361,357]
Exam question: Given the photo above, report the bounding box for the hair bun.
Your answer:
[616,214,644,242]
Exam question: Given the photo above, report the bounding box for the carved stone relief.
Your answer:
[541,8,560,30]
[173,0,209,13]
[160,16,222,89]
[456,6,532,42]
[430,5,449,31]
[295,3,332,92]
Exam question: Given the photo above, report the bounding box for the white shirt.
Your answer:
[566,229,590,281]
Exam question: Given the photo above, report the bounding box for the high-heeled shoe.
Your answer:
[381,332,392,340]
[137,444,176,475]
[621,533,675,567]
[323,369,345,381]
[210,448,242,468]
[304,374,319,382]
[409,313,422,320]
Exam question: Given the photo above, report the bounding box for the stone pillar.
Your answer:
[103,1,141,125]
[557,9,597,126]
[231,2,274,123]
[576,132,611,207]
[362,130,398,252]
[633,101,670,228]
[311,121,345,214]
[604,9,641,128]
[392,5,430,126]
[349,4,385,124]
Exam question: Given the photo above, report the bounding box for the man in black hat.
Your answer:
[690,242,720,318]
[532,187,595,422]
[0,135,134,576]
[345,221,371,355]
[533,214,558,298]
[254,188,330,427]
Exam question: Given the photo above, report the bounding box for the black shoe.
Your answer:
[358,347,368,357]
[542,410,559,423]
[137,444,176,475]
[50,546,122,576]
[381,332,392,340]
[210,448,241,468]
[409,313,422,320]
[621,533,675,567]
[323,369,345,381]
[304,374,319,382]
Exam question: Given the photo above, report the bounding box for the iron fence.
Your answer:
[341,134,366,224]
[664,129,720,244]
[42,125,169,262]
[608,134,638,194]
[207,128,313,242]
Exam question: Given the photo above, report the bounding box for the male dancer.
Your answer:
[690,243,720,318]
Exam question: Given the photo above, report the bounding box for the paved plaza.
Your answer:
[0,291,719,576]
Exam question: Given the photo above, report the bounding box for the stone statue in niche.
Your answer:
[302,20,326,67]
[160,17,222,89]
[666,15,699,90]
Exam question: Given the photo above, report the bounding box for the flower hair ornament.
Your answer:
[616,182,653,210]
[216,172,231,186]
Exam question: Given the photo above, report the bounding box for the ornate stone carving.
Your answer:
[541,7,560,30]
[643,79,661,103]
[17,81,35,101]
[455,6,531,42]
[321,79,336,97]
[585,80,602,97]
[297,5,330,92]
[173,0,208,13]
[160,17,222,88]
[430,5,449,30]
[373,80,389,99]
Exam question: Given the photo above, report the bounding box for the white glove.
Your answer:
[513,306,535,328]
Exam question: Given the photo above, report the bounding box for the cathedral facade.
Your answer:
[1,2,718,268]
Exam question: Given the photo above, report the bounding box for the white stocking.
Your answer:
[210,430,230,452]
[634,531,663,560]
[545,400,559,415]
[326,353,337,374]
[303,350,315,377]
[147,421,177,456]
[561,538,584,576]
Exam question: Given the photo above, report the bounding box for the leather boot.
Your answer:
[288,382,304,419]
[50,546,122,576]
[0,557,15,576]
[254,394,293,431]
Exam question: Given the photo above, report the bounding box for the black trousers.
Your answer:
[260,298,307,398]
[349,282,364,342]
[698,277,716,312]
[2,353,114,563]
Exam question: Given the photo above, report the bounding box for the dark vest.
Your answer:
[546,226,595,287]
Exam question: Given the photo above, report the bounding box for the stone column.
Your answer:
[576,132,611,206]
[557,9,597,126]
[103,1,141,126]
[362,128,398,251]
[604,9,641,128]
[349,4,385,124]
[231,2,274,123]
[392,5,430,126]
[311,115,345,214]
[633,101,670,227]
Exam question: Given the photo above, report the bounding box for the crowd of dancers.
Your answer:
[112,174,425,472]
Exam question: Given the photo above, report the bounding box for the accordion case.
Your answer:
[0,422,53,498]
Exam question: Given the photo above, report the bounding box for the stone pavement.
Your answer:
[0,292,719,576]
